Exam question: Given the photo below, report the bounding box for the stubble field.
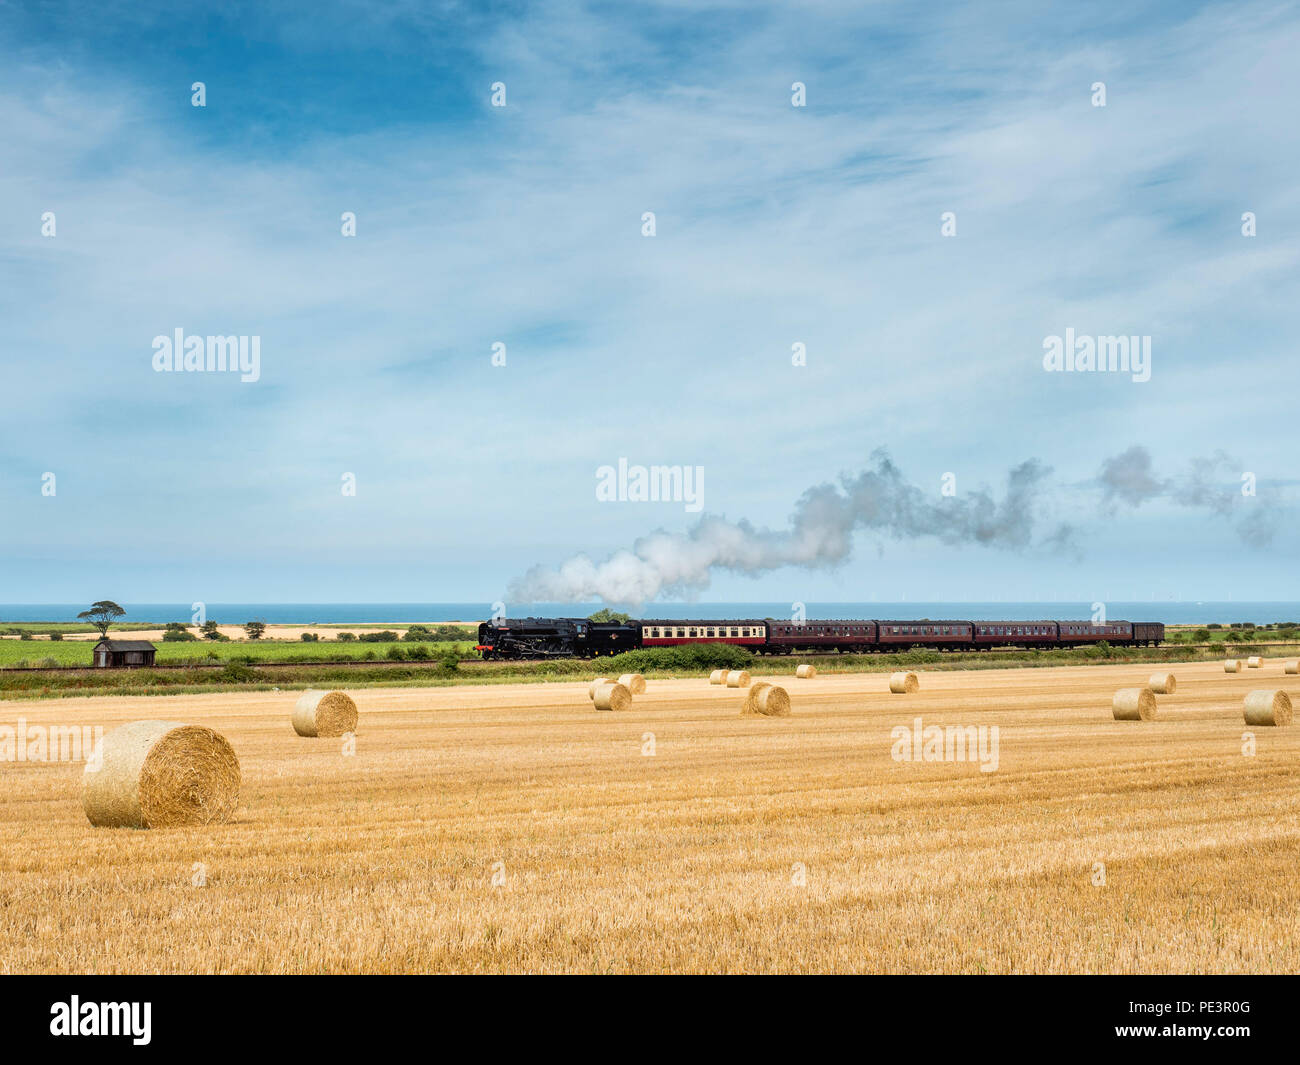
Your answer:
[1,659,1296,973]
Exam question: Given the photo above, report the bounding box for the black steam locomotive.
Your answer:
[476,616,1165,659]
[475,616,642,659]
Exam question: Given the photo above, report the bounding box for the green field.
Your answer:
[0,638,477,668]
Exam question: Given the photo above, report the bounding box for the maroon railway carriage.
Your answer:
[876,620,974,651]
[764,619,878,654]
[1056,620,1132,646]
[640,619,768,649]
[972,621,1059,649]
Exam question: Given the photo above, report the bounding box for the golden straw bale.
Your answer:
[1147,672,1176,694]
[741,682,773,715]
[83,721,240,829]
[889,671,919,694]
[292,690,358,737]
[592,682,632,711]
[1243,690,1293,727]
[1112,688,1157,721]
[752,685,791,717]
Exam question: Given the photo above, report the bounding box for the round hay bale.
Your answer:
[1247,656,1263,669]
[292,690,358,737]
[83,720,240,829]
[1224,659,1242,673]
[1148,672,1176,695]
[741,682,773,715]
[1112,688,1157,721]
[588,677,610,700]
[889,671,919,694]
[1285,661,1300,675]
[753,685,791,717]
[592,682,632,711]
[1243,689,1293,727]
[725,670,751,688]
[617,673,646,695]
[708,669,727,685]
[795,664,817,679]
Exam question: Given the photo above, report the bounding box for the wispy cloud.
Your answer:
[1,0,1296,601]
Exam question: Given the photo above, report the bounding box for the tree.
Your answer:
[243,620,267,640]
[78,600,125,638]
[200,620,222,640]
[588,609,632,624]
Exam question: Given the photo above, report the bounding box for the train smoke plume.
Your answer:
[1097,445,1273,544]
[508,450,1066,605]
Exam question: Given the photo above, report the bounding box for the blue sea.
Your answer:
[3,603,1298,625]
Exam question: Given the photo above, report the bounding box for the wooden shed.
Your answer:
[92,639,157,669]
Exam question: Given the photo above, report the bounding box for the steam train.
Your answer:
[475,617,1165,659]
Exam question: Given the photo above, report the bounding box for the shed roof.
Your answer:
[95,640,157,652]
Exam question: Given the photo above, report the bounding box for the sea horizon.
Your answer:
[3,602,1298,626]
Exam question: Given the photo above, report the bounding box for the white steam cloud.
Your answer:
[507,450,1065,605]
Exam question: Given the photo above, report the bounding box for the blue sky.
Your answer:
[1,0,1296,608]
